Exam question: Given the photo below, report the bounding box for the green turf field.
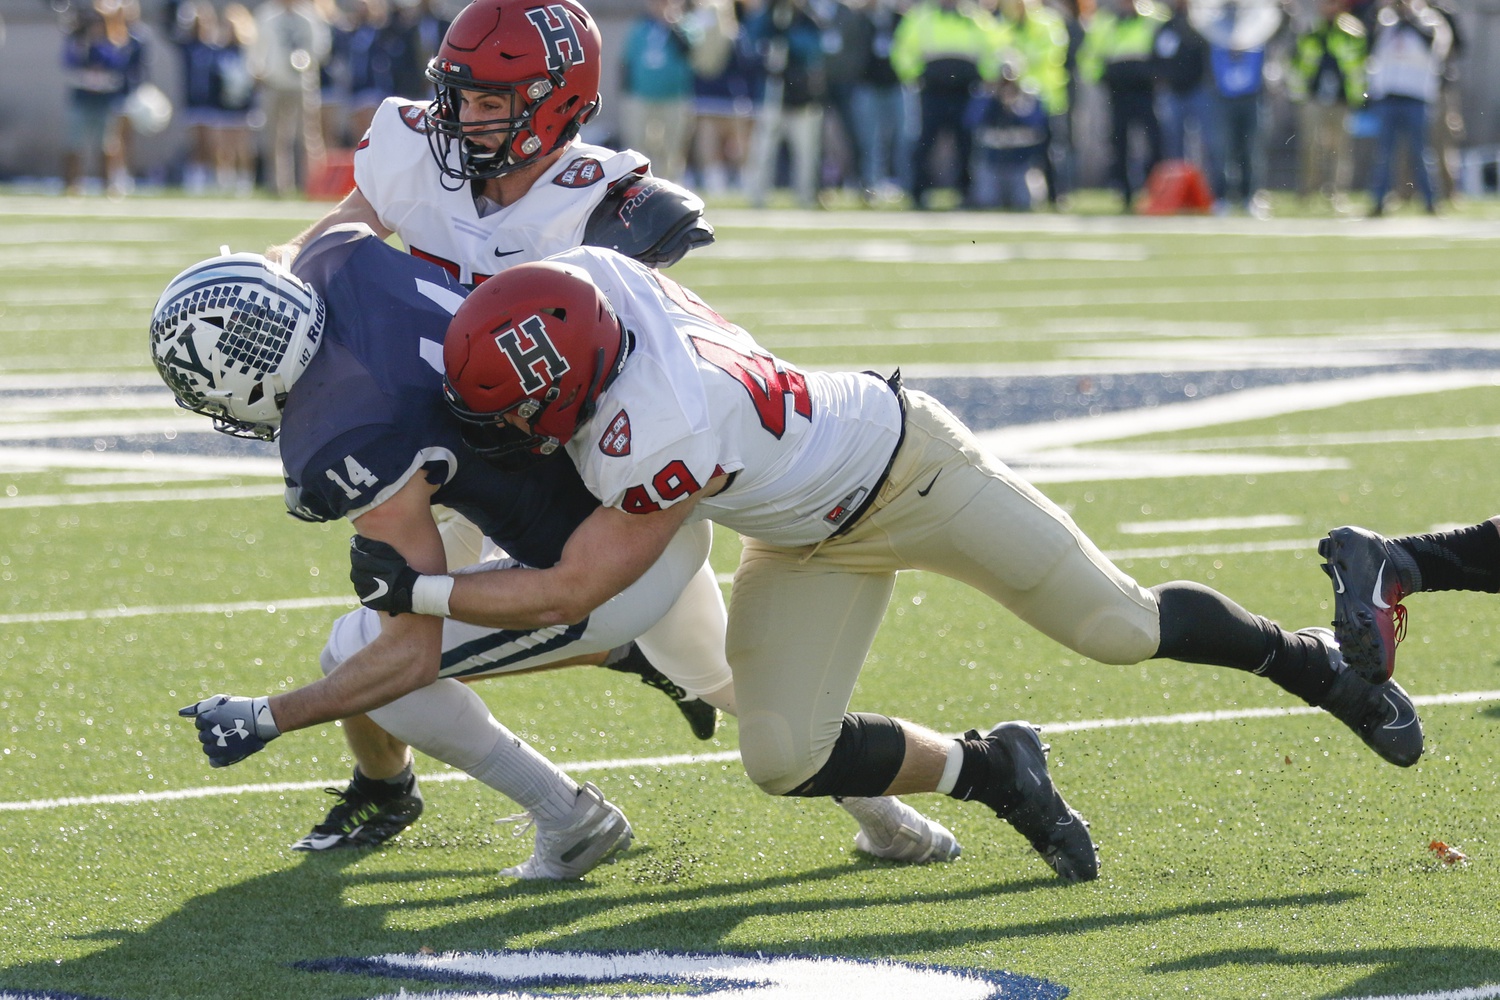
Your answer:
[2,192,1499,999]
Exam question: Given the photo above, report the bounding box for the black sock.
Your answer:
[1151,581,1337,704]
[949,731,1022,815]
[1395,519,1500,594]
[353,763,415,800]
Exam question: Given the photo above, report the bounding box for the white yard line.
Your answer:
[4,690,1497,814]
[0,483,284,508]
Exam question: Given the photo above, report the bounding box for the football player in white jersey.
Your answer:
[243,0,960,866]
[347,250,1428,883]
[266,0,713,281]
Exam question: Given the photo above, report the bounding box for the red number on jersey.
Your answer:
[621,485,661,514]
[689,333,811,439]
[619,460,702,515]
[653,269,810,437]
[653,460,701,501]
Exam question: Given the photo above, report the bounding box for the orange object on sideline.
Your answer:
[1138,159,1214,215]
[306,150,357,201]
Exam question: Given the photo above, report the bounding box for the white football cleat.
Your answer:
[499,782,634,880]
[839,796,961,864]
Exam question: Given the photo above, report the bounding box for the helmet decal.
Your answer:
[148,253,324,440]
[443,261,625,469]
[495,314,571,394]
[157,314,215,399]
[524,4,586,72]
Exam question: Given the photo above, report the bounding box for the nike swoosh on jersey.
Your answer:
[1371,563,1390,609]
[492,248,524,258]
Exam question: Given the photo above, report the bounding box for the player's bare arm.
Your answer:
[268,473,449,733]
[353,475,725,630]
[265,187,392,265]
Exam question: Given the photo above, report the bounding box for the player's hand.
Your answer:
[349,535,418,615]
[178,694,280,768]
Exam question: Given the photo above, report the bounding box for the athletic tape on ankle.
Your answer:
[937,741,964,795]
[412,574,455,617]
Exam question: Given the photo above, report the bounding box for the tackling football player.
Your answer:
[344,249,1427,883]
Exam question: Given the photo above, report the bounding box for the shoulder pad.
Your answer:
[284,483,336,523]
[583,175,715,268]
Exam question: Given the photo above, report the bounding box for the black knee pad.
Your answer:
[783,713,906,798]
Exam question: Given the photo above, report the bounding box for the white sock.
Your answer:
[468,733,579,825]
[835,795,893,827]
[367,678,578,823]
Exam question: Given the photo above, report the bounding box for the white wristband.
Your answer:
[412,574,455,617]
[249,695,280,739]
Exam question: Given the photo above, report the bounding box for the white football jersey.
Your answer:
[353,97,652,286]
[554,248,903,547]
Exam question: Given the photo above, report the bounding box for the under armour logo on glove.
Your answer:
[211,720,251,746]
[179,694,280,768]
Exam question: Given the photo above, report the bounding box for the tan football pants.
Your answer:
[726,389,1162,795]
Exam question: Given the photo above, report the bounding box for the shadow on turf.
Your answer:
[1148,944,1500,998]
[1,836,1373,1000]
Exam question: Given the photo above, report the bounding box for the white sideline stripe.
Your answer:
[0,484,285,509]
[1119,514,1302,535]
[0,595,355,625]
[5,691,1498,814]
[0,448,281,479]
[986,370,1500,453]
[0,535,1321,626]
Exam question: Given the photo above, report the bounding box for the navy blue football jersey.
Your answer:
[280,226,598,569]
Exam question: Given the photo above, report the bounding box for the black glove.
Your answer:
[349,535,419,615]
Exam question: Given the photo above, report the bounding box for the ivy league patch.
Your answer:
[598,409,631,456]
[554,157,605,188]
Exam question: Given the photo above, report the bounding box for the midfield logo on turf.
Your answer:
[294,949,1070,999]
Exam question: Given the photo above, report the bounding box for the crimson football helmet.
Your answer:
[149,252,325,440]
[425,0,602,181]
[443,261,626,469]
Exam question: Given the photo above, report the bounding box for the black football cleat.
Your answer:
[602,642,719,740]
[1318,526,1417,683]
[292,769,424,851]
[966,721,1099,882]
[1303,627,1424,767]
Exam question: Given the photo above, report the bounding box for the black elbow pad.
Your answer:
[583,174,716,267]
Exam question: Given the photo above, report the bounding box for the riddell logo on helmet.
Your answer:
[598,410,631,456]
[554,158,604,188]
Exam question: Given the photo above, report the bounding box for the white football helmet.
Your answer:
[149,252,325,440]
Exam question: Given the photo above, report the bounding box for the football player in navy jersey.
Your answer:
[153,226,964,874]
[254,0,731,858]
[154,225,714,876]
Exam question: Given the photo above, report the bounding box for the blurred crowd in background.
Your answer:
[52,0,1470,216]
